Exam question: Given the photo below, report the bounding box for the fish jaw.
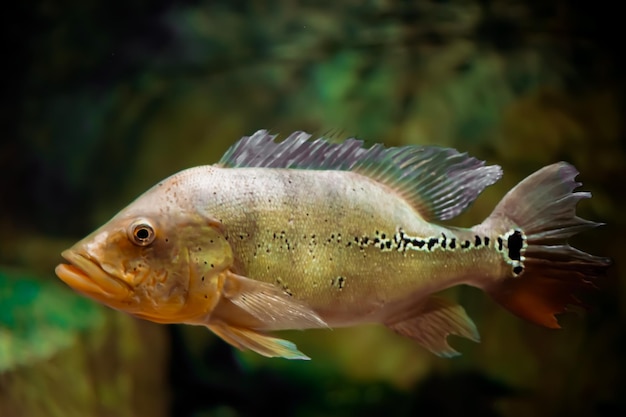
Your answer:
[56,249,131,299]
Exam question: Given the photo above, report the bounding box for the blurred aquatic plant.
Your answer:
[0,269,169,417]
[0,268,104,372]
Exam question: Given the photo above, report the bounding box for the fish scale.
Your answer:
[209,170,479,323]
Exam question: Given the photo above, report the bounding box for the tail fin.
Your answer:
[482,162,611,328]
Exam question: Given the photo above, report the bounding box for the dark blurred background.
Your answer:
[1,1,624,416]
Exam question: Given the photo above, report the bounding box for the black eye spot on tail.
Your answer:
[507,230,524,262]
[496,229,527,277]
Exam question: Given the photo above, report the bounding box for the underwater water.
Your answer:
[1,1,624,416]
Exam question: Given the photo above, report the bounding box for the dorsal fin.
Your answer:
[219,130,502,221]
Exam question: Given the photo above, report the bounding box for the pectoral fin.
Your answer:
[384,296,480,358]
[222,271,328,329]
[208,322,310,360]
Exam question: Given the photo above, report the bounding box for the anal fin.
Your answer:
[384,296,480,358]
[208,322,310,360]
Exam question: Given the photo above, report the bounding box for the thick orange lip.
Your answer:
[55,250,130,298]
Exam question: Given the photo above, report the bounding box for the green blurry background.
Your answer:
[1,1,624,416]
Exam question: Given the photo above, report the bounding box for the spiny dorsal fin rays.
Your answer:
[219,130,503,222]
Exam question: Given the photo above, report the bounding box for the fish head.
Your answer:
[55,201,233,324]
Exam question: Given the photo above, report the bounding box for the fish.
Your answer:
[55,130,611,360]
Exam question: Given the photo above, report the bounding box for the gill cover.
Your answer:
[137,216,235,323]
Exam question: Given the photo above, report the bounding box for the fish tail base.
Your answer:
[483,162,611,328]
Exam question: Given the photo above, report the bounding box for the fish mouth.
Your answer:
[55,250,131,298]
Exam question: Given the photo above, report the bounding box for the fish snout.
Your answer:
[56,249,131,298]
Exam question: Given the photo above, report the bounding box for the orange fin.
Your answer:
[207,322,310,360]
[488,266,594,328]
[384,297,480,358]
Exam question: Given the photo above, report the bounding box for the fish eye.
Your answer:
[128,219,156,246]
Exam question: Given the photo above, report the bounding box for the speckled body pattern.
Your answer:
[56,131,609,359]
[175,166,507,330]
